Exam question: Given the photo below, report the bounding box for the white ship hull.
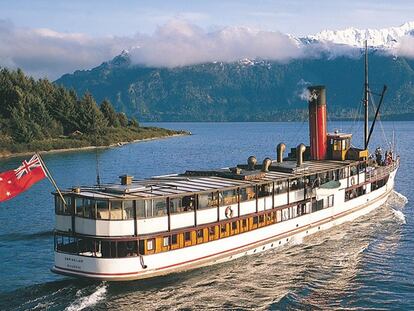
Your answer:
[52,169,397,281]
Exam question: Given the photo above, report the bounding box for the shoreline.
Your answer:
[0,133,189,160]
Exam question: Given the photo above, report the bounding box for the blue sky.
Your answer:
[0,0,413,79]
[1,0,413,36]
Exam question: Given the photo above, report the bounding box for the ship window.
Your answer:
[84,199,96,218]
[171,234,178,245]
[110,201,123,220]
[275,181,288,194]
[242,219,247,227]
[232,221,238,230]
[75,198,84,217]
[96,201,109,219]
[198,192,218,209]
[240,186,256,202]
[282,208,289,221]
[258,183,272,198]
[253,216,258,225]
[197,229,204,239]
[136,200,146,218]
[163,236,170,247]
[327,195,334,207]
[147,239,154,251]
[209,226,215,235]
[117,241,137,257]
[221,224,227,233]
[153,199,167,216]
[123,201,134,219]
[312,199,324,212]
[169,197,183,214]
[55,195,73,215]
[276,210,282,222]
[220,189,238,205]
[259,215,265,223]
[184,231,191,242]
[182,195,195,211]
[145,200,153,218]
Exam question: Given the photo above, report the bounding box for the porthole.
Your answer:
[262,246,265,250]
[318,226,321,230]
[271,243,274,247]
[286,238,289,242]
[296,224,299,227]
[279,241,281,245]
[254,249,257,253]
[306,230,308,234]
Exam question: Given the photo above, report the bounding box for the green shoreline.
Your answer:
[0,130,189,160]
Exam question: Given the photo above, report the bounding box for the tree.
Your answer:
[117,112,129,127]
[77,93,108,134]
[129,117,139,128]
[100,99,120,127]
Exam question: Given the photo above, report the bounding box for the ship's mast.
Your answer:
[364,40,369,149]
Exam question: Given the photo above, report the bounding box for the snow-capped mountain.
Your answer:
[305,21,414,49]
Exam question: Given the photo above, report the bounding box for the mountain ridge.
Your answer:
[55,22,414,122]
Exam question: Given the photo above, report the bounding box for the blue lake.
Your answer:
[0,121,412,310]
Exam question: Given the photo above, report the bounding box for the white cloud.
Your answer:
[0,19,134,79]
[395,35,414,57]
[0,19,412,80]
[128,20,302,67]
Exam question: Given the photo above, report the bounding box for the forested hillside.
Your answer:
[0,68,183,155]
[56,52,414,121]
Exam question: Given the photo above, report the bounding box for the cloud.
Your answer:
[128,20,303,67]
[0,19,134,79]
[395,35,414,57]
[0,19,412,80]
[0,19,305,79]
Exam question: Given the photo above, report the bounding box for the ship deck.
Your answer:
[70,159,357,200]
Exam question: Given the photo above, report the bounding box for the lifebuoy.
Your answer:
[225,206,233,218]
[351,177,356,186]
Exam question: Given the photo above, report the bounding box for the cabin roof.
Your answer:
[62,159,355,200]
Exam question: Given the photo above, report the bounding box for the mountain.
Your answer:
[55,23,414,122]
[305,21,414,49]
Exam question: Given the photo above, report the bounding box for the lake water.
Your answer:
[0,121,412,310]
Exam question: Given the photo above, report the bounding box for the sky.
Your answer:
[1,0,414,79]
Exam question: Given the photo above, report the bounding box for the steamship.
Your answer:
[52,48,399,281]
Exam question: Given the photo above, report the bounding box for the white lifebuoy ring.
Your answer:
[351,177,356,186]
[225,206,233,219]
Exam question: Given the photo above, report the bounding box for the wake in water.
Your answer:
[65,283,107,311]
[388,191,408,224]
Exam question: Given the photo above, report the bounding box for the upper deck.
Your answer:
[65,159,356,201]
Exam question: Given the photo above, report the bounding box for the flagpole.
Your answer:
[36,152,67,206]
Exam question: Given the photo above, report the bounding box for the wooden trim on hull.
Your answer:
[52,186,393,281]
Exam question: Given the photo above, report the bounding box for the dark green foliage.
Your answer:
[56,52,414,121]
[0,67,181,155]
[117,112,129,127]
[129,117,139,128]
[100,99,120,127]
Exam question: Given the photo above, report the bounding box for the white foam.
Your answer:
[393,191,409,204]
[391,209,406,224]
[65,283,107,311]
[288,234,304,246]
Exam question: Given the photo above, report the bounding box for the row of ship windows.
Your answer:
[55,166,351,220]
[345,176,388,202]
[56,183,281,220]
[55,197,334,258]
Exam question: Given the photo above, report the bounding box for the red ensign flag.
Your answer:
[0,154,46,202]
